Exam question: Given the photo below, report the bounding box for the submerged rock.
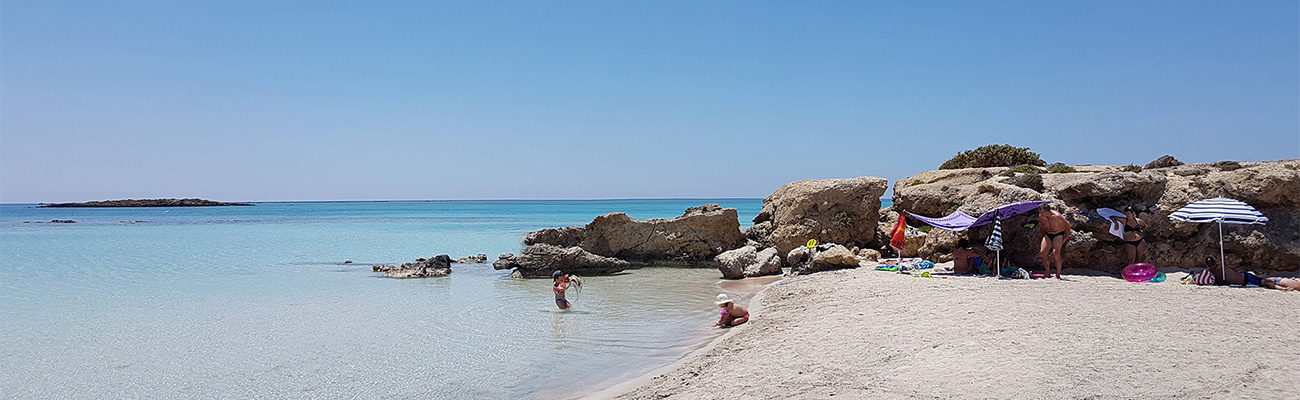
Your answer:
[453,254,488,263]
[375,255,452,278]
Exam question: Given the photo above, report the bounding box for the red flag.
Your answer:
[889,214,906,252]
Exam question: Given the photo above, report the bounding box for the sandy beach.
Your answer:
[610,265,1300,399]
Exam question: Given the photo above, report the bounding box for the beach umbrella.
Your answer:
[985,210,1003,275]
[1168,197,1268,278]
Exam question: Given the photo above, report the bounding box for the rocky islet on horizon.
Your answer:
[40,198,253,207]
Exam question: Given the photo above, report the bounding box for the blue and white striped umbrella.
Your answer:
[1169,197,1267,280]
[985,210,1004,251]
[1169,197,1268,225]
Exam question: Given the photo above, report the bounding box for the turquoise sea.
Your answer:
[1,198,892,398]
[2,199,778,399]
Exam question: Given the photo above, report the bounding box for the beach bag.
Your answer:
[1192,269,1215,286]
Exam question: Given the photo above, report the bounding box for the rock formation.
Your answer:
[1144,155,1184,169]
[374,255,452,278]
[492,245,631,278]
[747,177,889,261]
[716,246,782,279]
[497,204,747,278]
[453,254,488,263]
[891,159,1300,273]
[40,198,252,207]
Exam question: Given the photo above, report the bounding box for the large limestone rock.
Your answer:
[752,177,889,262]
[491,244,631,278]
[892,159,1300,273]
[716,246,782,279]
[496,204,746,277]
[581,204,746,263]
[809,245,861,272]
[374,255,452,278]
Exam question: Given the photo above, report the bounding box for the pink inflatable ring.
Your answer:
[1122,263,1157,282]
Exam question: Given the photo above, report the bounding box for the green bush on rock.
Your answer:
[940,144,1045,170]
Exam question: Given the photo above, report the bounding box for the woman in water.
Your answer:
[712,294,749,328]
[1109,206,1148,265]
[552,270,581,309]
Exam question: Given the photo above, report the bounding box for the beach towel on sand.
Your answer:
[877,258,935,271]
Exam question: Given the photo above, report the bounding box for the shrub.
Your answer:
[833,211,853,226]
[940,185,950,191]
[1009,164,1044,174]
[1120,164,1142,173]
[918,225,932,233]
[1045,162,1076,173]
[1286,164,1297,170]
[912,179,924,186]
[940,144,1045,169]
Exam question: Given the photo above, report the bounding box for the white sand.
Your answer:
[609,265,1300,399]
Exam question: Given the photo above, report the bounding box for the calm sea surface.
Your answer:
[1,199,780,399]
[1,198,891,398]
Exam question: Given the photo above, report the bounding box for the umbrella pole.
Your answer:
[1218,220,1225,281]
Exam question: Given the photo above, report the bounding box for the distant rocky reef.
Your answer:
[40,198,253,207]
[374,255,453,278]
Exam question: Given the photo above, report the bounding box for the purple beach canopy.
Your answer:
[906,201,1050,232]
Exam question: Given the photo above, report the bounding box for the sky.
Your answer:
[2,1,1297,203]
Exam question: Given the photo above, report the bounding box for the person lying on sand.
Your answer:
[1202,257,1297,291]
[952,239,987,274]
[712,294,749,328]
[1038,204,1071,279]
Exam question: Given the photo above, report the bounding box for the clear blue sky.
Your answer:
[3,1,1297,202]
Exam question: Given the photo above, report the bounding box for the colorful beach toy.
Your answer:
[1122,263,1157,282]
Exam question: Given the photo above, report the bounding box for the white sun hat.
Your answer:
[714,293,737,305]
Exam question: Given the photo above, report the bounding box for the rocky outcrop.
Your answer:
[716,246,783,279]
[492,245,631,278]
[580,204,746,263]
[1145,155,1184,169]
[496,204,747,277]
[374,255,452,278]
[749,177,889,262]
[453,254,488,263]
[524,227,585,247]
[41,198,252,207]
[892,159,1300,273]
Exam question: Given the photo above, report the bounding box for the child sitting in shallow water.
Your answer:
[712,294,749,328]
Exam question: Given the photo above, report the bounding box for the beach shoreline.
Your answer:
[604,263,1300,399]
[582,275,782,400]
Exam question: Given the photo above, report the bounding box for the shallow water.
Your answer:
[0,200,768,398]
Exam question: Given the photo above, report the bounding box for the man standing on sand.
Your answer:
[1038,204,1071,279]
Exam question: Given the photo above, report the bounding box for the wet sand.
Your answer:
[607,264,1300,399]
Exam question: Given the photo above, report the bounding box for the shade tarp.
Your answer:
[906,201,1050,232]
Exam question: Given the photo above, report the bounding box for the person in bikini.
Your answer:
[1038,204,1071,279]
[712,294,749,328]
[1202,257,1299,292]
[1108,206,1148,265]
[552,270,580,309]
